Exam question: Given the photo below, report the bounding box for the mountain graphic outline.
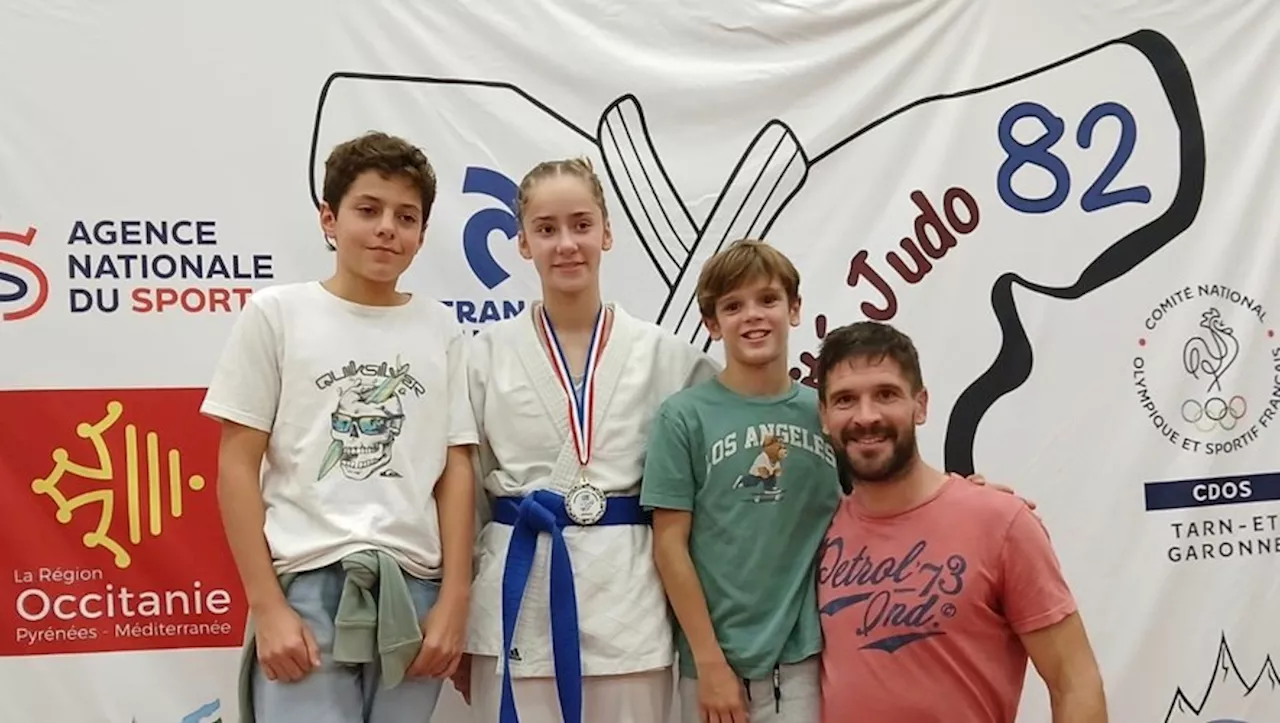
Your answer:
[1164,633,1279,722]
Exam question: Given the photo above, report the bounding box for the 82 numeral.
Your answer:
[996,100,1152,214]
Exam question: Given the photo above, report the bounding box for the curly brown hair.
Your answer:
[321,132,438,249]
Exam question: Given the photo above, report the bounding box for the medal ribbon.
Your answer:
[539,304,608,471]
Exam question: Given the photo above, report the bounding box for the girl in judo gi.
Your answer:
[456,157,719,723]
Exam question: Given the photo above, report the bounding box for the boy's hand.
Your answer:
[698,659,750,723]
[407,588,468,679]
[960,473,1037,510]
[450,653,473,705]
[254,601,321,683]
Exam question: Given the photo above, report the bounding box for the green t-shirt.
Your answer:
[640,376,842,680]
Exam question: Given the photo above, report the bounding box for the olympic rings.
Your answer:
[1181,395,1247,432]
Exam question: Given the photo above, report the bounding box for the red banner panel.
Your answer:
[0,388,245,656]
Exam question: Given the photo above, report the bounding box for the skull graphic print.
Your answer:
[317,361,415,481]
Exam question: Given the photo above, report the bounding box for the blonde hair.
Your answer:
[696,238,801,320]
[515,157,609,225]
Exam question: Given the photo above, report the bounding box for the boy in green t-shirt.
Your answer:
[641,238,838,723]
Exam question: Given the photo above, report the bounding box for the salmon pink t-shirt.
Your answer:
[816,476,1077,723]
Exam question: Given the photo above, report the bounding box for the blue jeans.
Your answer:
[252,563,445,723]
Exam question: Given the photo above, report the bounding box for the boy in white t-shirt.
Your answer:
[200,131,478,723]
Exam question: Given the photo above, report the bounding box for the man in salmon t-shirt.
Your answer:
[812,320,1108,723]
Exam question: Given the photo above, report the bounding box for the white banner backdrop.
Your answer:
[2,1,1278,721]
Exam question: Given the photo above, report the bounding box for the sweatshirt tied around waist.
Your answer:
[236,550,424,723]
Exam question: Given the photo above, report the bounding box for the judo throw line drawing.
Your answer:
[306,28,1204,476]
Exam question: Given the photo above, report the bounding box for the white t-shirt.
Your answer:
[199,281,478,579]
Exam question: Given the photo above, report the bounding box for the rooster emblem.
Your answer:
[1179,307,1248,431]
[1182,308,1239,394]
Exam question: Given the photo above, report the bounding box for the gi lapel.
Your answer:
[588,304,632,442]
[514,305,571,441]
[514,302,630,491]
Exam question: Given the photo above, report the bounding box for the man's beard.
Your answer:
[836,422,916,485]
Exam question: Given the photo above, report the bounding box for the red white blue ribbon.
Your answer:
[538,304,608,469]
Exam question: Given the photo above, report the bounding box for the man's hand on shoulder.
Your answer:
[955,472,1037,511]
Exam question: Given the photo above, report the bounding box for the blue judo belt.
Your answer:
[491,489,649,723]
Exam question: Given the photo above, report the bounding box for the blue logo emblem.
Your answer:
[180,699,221,723]
[461,166,519,290]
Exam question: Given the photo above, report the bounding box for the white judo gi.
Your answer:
[464,303,718,723]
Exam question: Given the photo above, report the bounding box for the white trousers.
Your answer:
[468,655,674,723]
